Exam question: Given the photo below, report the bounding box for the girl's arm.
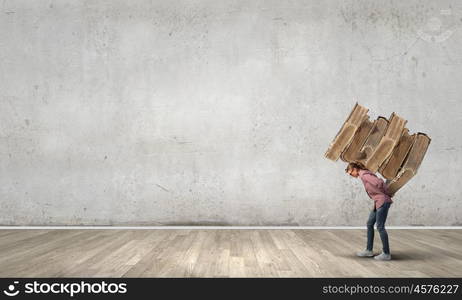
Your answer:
[362,174,387,197]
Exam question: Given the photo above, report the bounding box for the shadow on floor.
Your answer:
[336,251,428,261]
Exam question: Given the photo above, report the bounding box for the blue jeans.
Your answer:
[366,202,391,254]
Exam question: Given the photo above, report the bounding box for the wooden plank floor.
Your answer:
[0,229,461,277]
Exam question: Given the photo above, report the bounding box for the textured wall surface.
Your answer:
[1,0,461,226]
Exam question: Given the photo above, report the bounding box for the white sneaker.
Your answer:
[374,252,392,261]
[356,249,374,257]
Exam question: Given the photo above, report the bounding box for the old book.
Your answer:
[357,116,389,166]
[324,103,369,161]
[387,133,431,196]
[324,103,431,196]
[379,129,416,180]
[340,117,374,162]
[364,113,407,172]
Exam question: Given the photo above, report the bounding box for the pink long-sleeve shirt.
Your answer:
[358,169,393,210]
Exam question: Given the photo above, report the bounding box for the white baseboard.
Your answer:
[0,226,461,230]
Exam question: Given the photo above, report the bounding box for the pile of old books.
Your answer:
[325,103,431,196]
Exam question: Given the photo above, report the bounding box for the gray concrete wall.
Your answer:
[1,0,461,226]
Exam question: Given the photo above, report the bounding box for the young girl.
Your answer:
[345,162,393,261]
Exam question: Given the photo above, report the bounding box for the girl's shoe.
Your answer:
[356,249,374,257]
[374,252,392,261]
